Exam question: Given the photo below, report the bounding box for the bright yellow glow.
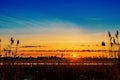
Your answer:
[73,54,77,58]
[0,29,111,58]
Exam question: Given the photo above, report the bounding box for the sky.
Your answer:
[0,0,120,51]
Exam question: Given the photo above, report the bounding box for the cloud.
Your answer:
[4,18,85,35]
[0,14,83,33]
[0,14,108,44]
[21,45,47,48]
[84,17,103,21]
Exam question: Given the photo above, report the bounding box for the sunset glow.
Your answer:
[0,0,120,58]
[73,54,77,58]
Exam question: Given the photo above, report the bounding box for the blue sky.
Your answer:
[0,0,120,42]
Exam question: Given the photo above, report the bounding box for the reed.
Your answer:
[15,40,19,57]
[0,39,1,57]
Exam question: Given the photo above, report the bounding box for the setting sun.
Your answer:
[73,54,77,58]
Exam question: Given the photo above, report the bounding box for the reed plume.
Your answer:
[15,40,20,57]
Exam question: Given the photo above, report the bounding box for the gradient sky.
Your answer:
[0,0,120,49]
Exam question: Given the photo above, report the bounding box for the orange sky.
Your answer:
[0,32,111,58]
[0,25,119,58]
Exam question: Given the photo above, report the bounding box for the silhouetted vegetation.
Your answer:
[0,30,120,80]
[0,64,119,80]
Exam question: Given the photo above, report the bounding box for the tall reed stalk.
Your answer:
[0,39,1,57]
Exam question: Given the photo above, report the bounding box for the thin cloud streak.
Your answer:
[84,18,103,21]
[21,45,47,48]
